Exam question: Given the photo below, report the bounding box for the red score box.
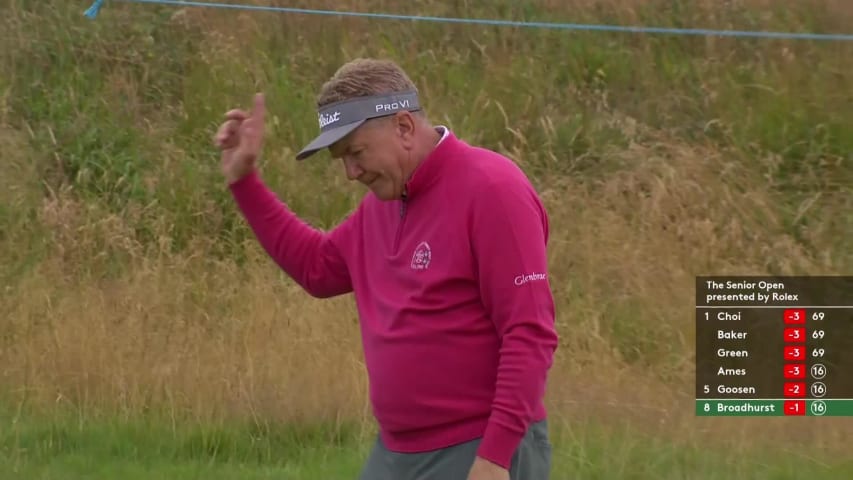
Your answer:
[784,400,806,416]
[784,309,806,324]
[784,345,805,361]
[784,382,806,398]
[784,327,806,343]
[784,364,806,379]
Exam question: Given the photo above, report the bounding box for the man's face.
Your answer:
[328,114,411,201]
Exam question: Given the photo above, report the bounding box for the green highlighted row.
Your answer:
[696,399,853,416]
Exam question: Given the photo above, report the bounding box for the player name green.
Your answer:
[717,348,748,357]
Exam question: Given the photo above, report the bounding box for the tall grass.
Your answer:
[2,0,852,466]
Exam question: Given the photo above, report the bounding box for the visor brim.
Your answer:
[295,120,366,160]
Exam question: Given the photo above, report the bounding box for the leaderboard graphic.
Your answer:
[696,276,853,416]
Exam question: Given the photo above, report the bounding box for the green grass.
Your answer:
[3,411,852,480]
[2,1,850,277]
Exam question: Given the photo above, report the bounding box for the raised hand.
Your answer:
[214,93,266,184]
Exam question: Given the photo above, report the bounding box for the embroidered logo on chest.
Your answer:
[410,241,432,270]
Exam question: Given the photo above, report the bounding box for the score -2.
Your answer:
[784,382,806,398]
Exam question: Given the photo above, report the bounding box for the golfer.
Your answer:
[214,58,559,480]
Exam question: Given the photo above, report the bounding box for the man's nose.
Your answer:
[343,157,363,181]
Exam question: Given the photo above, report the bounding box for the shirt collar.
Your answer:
[403,126,456,200]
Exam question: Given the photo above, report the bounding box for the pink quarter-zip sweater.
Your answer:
[228,128,558,469]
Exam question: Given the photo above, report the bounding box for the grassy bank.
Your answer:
[1,0,852,477]
[3,408,852,479]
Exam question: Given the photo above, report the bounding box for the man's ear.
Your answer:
[394,111,416,150]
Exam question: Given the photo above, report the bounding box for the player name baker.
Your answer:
[718,329,747,339]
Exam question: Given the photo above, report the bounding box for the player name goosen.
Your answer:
[717,385,756,394]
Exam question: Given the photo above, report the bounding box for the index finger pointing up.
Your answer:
[252,93,265,122]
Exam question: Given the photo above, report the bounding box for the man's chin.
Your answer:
[367,184,398,201]
[371,189,394,201]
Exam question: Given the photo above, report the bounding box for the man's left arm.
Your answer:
[468,175,560,471]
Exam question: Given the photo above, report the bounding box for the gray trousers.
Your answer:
[358,420,551,480]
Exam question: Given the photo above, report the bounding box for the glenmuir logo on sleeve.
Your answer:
[410,241,431,270]
[514,272,547,286]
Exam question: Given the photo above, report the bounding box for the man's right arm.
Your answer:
[228,170,354,298]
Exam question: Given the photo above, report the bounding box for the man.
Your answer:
[213,58,558,480]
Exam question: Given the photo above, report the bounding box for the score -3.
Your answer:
[784,346,826,360]
[784,327,805,342]
[784,310,826,324]
[784,364,827,379]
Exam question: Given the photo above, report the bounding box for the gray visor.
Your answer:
[296,90,421,160]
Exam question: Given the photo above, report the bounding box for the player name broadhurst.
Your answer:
[718,329,747,339]
[717,348,748,358]
[718,367,747,376]
[717,402,775,413]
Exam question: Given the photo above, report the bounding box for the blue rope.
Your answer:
[85,0,853,41]
[83,0,105,19]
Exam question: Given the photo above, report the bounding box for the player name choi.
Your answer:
[717,312,741,321]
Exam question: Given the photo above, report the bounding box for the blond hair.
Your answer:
[316,58,420,108]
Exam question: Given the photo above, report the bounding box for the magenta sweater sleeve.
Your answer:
[469,175,559,469]
[227,170,354,298]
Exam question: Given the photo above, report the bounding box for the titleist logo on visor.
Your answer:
[316,91,420,131]
[318,111,341,128]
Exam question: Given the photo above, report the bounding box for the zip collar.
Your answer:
[402,127,458,201]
